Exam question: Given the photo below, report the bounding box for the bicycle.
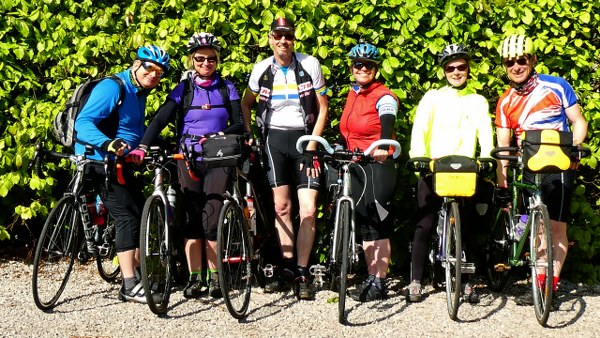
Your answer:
[216,140,277,319]
[131,146,187,315]
[30,142,120,311]
[296,135,401,324]
[407,155,495,320]
[486,139,590,326]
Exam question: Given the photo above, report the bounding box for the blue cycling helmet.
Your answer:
[136,46,170,71]
[348,42,381,62]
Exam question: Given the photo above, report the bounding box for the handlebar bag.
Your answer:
[522,130,572,174]
[201,134,246,169]
[432,155,478,197]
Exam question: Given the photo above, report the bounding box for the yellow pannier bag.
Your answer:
[522,130,572,174]
[432,155,478,197]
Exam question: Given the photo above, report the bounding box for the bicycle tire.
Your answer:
[338,201,351,324]
[530,203,553,326]
[140,195,172,315]
[445,201,461,320]
[217,198,252,319]
[485,209,511,291]
[96,213,120,283]
[32,195,79,311]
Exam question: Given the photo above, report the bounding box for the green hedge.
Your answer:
[1,0,599,282]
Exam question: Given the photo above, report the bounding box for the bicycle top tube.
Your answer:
[295,135,401,162]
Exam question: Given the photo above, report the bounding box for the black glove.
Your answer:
[243,131,254,142]
[494,187,511,208]
[479,160,496,174]
[101,138,128,153]
[301,152,320,171]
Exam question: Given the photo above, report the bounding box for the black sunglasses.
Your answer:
[352,61,377,70]
[271,33,295,41]
[193,56,218,63]
[444,64,468,73]
[503,57,529,68]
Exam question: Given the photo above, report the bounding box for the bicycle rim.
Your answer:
[140,195,172,315]
[96,214,120,283]
[445,202,461,320]
[530,204,553,326]
[32,195,79,311]
[338,202,351,324]
[218,199,252,319]
[485,209,511,291]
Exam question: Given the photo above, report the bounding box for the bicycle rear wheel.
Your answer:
[140,195,172,315]
[32,195,79,311]
[338,201,351,324]
[530,204,553,326]
[485,209,511,291]
[445,201,461,320]
[96,214,120,283]
[217,198,252,319]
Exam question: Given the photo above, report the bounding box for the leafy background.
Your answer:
[1,0,598,282]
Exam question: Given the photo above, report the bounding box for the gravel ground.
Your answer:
[1,258,599,338]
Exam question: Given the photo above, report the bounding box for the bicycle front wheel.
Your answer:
[32,195,79,311]
[338,201,352,324]
[217,198,252,319]
[485,209,511,291]
[530,204,553,326]
[445,201,462,320]
[140,195,172,315]
[96,213,120,283]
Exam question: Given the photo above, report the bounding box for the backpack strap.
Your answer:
[176,73,233,140]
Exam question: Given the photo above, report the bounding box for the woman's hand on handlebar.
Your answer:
[371,148,389,163]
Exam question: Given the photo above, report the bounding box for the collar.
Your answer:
[512,71,538,95]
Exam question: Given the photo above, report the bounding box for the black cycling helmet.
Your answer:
[438,43,471,67]
[187,32,222,54]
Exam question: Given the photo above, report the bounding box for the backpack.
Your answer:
[175,73,232,141]
[52,76,125,148]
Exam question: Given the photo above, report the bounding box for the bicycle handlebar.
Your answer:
[490,145,591,162]
[407,156,496,175]
[295,135,401,159]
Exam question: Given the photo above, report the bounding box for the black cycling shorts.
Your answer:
[523,169,575,222]
[264,129,320,190]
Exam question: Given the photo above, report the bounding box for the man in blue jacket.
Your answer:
[74,46,170,303]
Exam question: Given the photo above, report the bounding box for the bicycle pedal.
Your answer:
[461,263,476,274]
[494,263,511,272]
[263,264,274,278]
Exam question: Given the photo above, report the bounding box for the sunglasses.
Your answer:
[352,61,377,70]
[444,64,468,73]
[193,56,218,63]
[271,33,295,41]
[141,62,165,77]
[502,57,529,68]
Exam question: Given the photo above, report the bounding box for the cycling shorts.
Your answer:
[264,129,320,190]
[522,169,575,222]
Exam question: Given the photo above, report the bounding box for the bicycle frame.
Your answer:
[330,162,358,267]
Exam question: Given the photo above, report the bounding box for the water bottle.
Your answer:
[167,185,177,210]
[514,214,528,240]
[95,194,106,227]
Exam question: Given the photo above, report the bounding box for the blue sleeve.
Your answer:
[74,78,121,148]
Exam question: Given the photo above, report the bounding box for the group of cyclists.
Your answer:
[70,15,588,311]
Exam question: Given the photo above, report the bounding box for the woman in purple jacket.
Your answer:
[131,33,243,299]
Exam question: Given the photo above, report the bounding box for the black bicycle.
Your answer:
[407,155,495,320]
[216,140,276,319]
[30,143,119,311]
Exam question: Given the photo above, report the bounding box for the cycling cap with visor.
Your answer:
[271,17,295,33]
[348,42,381,62]
[438,43,470,66]
[137,46,170,71]
[500,34,534,59]
[187,32,222,54]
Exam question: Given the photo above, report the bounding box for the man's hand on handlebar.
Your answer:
[300,152,321,178]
